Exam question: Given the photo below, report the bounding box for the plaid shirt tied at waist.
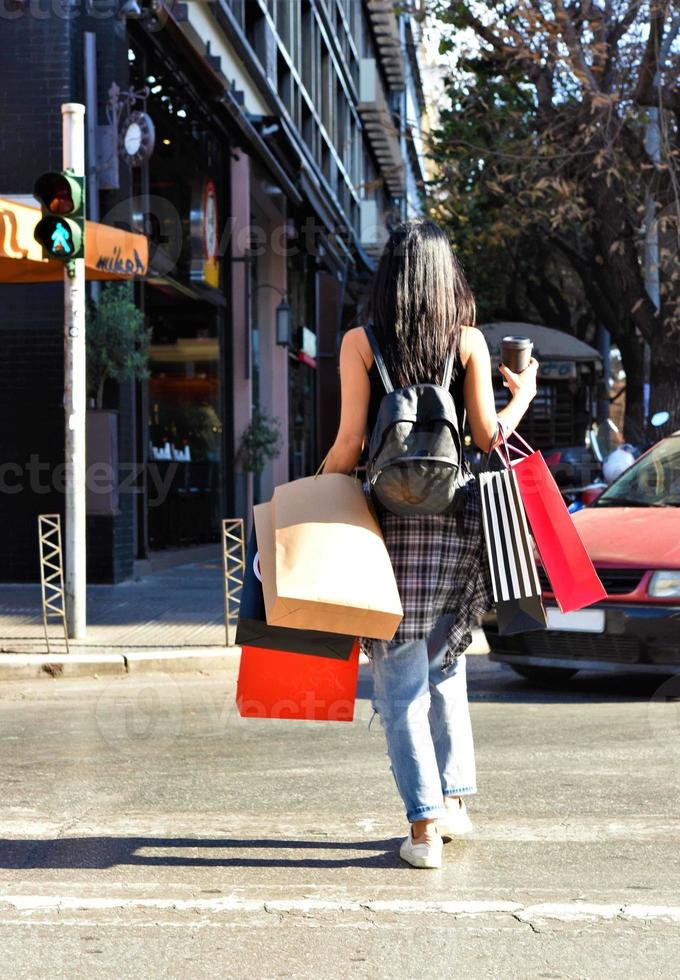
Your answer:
[359,472,495,673]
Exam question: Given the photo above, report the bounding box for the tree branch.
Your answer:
[635,0,670,104]
[551,0,602,93]
[608,0,643,49]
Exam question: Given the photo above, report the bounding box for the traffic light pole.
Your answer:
[62,103,87,639]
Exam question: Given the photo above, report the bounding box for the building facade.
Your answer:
[0,0,429,583]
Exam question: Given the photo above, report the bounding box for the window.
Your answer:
[321,47,332,137]
[278,50,293,116]
[301,8,315,102]
[275,0,290,47]
[227,0,245,29]
[245,2,265,63]
[302,100,314,151]
[335,79,344,155]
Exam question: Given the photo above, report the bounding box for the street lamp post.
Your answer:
[62,103,87,639]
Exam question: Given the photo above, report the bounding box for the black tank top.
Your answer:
[365,345,467,437]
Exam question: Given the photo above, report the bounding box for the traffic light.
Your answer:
[33,171,85,262]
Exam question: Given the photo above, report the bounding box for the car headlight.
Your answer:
[648,570,680,598]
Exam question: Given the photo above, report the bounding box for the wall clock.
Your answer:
[119,111,155,166]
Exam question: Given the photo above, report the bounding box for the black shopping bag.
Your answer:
[235,527,356,659]
[478,469,547,635]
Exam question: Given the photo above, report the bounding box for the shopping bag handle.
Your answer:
[505,426,534,454]
[314,450,361,483]
[493,420,532,469]
[314,450,331,478]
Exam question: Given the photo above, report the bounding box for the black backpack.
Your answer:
[364,322,469,517]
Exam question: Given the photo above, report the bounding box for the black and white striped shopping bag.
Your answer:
[478,468,547,635]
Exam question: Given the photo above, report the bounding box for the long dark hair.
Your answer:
[368,218,475,388]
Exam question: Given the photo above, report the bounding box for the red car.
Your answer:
[484,432,680,682]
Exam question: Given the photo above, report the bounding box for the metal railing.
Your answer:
[222,518,246,646]
[38,514,70,656]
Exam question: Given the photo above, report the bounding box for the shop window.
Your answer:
[147,323,222,551]
[149,337,221,466]
[128,36,226,553]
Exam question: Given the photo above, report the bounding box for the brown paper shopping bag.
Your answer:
[254,475,403,640]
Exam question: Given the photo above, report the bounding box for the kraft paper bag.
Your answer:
[255,475,403,640]
[235,526,356,659]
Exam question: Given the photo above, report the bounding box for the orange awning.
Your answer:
[0,196,148,283]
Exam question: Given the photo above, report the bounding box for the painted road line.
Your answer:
[2,895,680,922]
[0,814,678,842]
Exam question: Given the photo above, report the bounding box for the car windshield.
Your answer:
[596,437,680,507]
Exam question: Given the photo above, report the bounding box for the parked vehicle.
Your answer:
[543,442,603,501]
[484,432,680,683]
[566,411,670,512]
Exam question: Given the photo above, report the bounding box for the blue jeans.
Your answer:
[369,615,476,824]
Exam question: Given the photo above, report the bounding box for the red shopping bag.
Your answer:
[496,426,606,613]
[235,641,360,721]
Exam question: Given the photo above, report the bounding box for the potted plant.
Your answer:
[237,408,283,476]
[86,283,152,514]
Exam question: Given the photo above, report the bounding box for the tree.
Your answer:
[425,0,680,438]
[86,283,151,410]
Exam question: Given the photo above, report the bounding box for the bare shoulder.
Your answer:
[344,325,373,370]
[459,325,488,369]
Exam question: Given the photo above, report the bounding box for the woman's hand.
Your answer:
[499,356,539,404]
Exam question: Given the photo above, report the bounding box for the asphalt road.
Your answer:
[1,654,680,979]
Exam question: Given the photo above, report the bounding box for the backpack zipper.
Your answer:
[369,456,461,486]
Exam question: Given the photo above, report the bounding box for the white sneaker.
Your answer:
[399,827,444,869]
[437,797,473,838]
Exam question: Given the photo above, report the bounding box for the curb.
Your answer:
[0,652,127,680]
[125,649,242,674]
[0,632,489,681]
[0,648,242,681]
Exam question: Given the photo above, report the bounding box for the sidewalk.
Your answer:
[0,557,489,679]
[0,557,235,679]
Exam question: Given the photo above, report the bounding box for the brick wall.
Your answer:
[0,9,135,583]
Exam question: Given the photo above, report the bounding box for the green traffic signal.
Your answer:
[34,215,82,258]
[33,170,85,262]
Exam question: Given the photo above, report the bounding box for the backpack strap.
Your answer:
[442,346,455,391]
[364,322,394,394]
[447,344,468,454]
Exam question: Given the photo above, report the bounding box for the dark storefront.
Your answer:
[287,246,318,480]
[126,33,231,557]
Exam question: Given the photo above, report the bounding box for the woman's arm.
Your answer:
[321,328,370,475]
[463,327,538,453]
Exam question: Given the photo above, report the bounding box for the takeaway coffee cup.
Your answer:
[501,336,533,374]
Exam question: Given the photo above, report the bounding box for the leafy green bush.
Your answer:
[87,283,152,409]
[237,409,283,475]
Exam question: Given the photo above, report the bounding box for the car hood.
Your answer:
[572,506,680,568]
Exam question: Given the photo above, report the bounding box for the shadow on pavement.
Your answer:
[0,835,408,870]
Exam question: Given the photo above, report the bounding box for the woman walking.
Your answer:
[323,219,538,868]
